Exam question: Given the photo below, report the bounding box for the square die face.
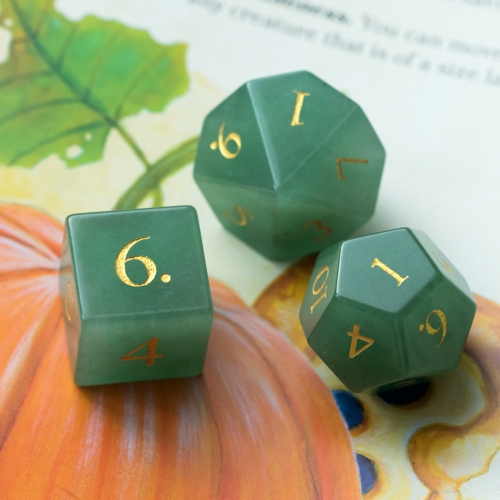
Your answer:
[68,206,212,320]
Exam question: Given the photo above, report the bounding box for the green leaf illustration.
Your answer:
[0,0,189,168]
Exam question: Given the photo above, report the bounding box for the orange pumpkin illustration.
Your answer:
[0,204,361,500]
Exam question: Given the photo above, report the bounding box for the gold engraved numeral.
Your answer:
[64,281,76,322]
[371,258,409,286]
[115,237,171,288]
[291,91,310,126]
[348,324,374,358]
[303,220,332,242]
[224,206,254,227]
[419,310,447,348]
[336,158,368,181]
[310,266,329,314]
[432,252,458,277]
[210,123,242,159]
[121,338,164,366]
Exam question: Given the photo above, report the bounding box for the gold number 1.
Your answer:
[291,91,310,126]
[371,258,409,286]
[121,338,164,366]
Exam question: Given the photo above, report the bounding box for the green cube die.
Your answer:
[59,206,213,386]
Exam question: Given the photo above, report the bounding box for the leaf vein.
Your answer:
[0,98,80,128]
[0,70,52,89]
[113,50,165,120]
[7,0,151,167]
[8,121,107,165]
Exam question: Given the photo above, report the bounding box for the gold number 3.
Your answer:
[419,310,447,348]
[210,123,242,159]
[115,236,157,287]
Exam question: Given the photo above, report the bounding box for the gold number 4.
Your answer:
[210,123,242,159]
[348,324,374,358]
[115,236,171,288]
[121,338,164,366]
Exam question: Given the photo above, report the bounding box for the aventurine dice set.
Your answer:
[60,70,476,391]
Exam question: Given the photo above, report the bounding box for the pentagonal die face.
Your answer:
[194,71,385,261]
[399,230,476,379]
[300,228,476,392]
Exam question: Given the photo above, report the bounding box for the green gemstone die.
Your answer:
[59,206,213,386]
[194,70,385,260]
[300,228,476,392]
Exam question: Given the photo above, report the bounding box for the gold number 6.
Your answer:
[115,236,157,287]
[419,310,447,348]
[211,123,242,159]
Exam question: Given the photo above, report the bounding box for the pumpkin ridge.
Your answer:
[213,308,322,500]
[0,211,60,263]
[0,269,59,281]
[0,307,63,451]
[201,381,224,500]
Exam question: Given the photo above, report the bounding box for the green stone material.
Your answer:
[59,206,213,386]
[194,70,385,260]
[299,228,476,393]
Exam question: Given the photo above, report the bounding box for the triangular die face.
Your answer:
[272,192,366,258]
[195,178,276,259]
[247,71,357,188]
[283,106,385,219]
[194,84,275,191]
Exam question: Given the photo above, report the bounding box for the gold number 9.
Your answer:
[212,123,242,159]
[115,236,157,287]
[420,310,447,348]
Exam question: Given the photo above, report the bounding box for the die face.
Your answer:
[194,70,386,261]
[194,83,274,191]
[411,229,475,301]
[300,243,405,392]
[247,71,357,187]
[74,311,211,386]
[401,278,476,378]
[60,206,213,386]
[194,180,276,258]
[336,229,437,314]
[68,207,211,318]
[281,105,385,220]
[310,299,405,393]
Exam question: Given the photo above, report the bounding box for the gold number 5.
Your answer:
[210,123,242,159]
[115,236,157,287]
